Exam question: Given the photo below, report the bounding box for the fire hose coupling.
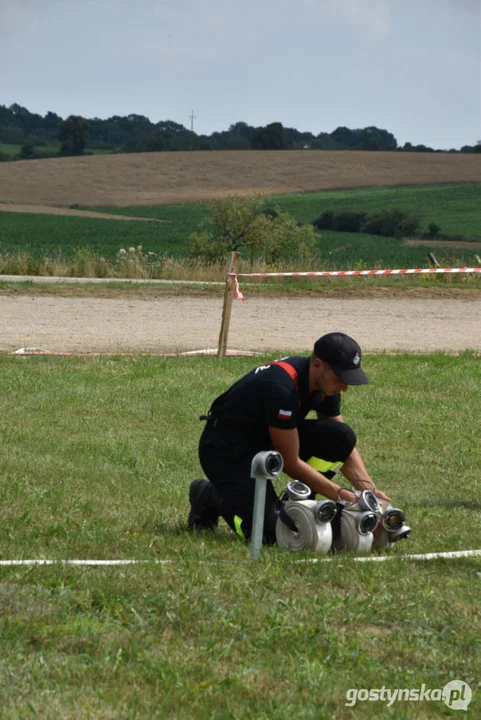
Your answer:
[333,489,380,553]
[314,499,338,525]
[250,450,284,481]
[250,451,284,560]
[286,480,312,501]
[342,489,379,534]
[373,502,411,549]
[338,490,411,552]
[382,507,406,531]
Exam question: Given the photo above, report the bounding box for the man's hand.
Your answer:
[330,431,392,503]
[352,480,391,503]
[338,488,358,504]
[374,488,392,503]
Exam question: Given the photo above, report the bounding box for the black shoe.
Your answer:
[188,479,219,531]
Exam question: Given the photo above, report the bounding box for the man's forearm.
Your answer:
[341,448,393,502]
[340,447,374,489]
[326,415,374,490]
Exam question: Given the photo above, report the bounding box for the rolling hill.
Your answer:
[0,150,479,209]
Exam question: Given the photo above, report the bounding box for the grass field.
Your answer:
[0,144,23,157]
[0,143,60,159]
[1,184,480,275]
[0,352,479,718]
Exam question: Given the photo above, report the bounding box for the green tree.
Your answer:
[19,139,37,159]
[257,212,317,262]
[331,125,397,150]
[361,126,397,150]
[424,222,441,238]
[331,126,358,147]
[188,196,316,263]
[250,122,286,150]
[0,124,24,144]
[209,130,250,150]
[361,135,380,151]
[58,115,90,156]
[229,121,255,138]
[311,132,348,150]
[9,103,42,134]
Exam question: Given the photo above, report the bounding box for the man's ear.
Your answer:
[311,357,323,369]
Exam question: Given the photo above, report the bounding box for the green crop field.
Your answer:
[0,143,23,157]
[0,144,110,159]
[1,184,481,274]
[276,182,481,239]
[303,230,480,271]
[0,143,60,159]
[94,182,481,241]
[0,352,479,718]
[0,212,185,258]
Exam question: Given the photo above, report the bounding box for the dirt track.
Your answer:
[0,203,167,221]
[1,294,480,354]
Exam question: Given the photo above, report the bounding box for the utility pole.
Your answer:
[189,109,196,151]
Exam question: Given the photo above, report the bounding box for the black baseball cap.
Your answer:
[313,332,369,385]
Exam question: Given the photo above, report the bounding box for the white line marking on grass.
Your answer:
[1,550,480,567]
[13,347,261,357]
[311,549,481,563]
[0,560,170,566]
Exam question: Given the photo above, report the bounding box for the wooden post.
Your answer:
[428,252,440,268]
[217,251,239,359]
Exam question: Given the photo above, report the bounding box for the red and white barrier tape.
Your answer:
[231,267,481,301]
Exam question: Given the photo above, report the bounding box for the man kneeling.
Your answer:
[188,332,391,544]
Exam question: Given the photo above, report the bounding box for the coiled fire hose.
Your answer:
[337,510,375,554]
[275,499,335,554]
[275,484,410,556]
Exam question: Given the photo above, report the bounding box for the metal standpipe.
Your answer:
[250,451,284,560]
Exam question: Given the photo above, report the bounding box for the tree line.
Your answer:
[0,102,479,160]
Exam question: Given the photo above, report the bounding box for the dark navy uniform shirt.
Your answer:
[206,356,341,447]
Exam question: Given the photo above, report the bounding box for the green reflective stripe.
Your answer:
[233,515,245,539]
[307,457,343,474]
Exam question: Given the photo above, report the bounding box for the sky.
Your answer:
[1,0,480,149]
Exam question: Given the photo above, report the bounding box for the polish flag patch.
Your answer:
[277,409,292,419]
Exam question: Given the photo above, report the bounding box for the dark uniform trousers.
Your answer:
[198,417,356,544]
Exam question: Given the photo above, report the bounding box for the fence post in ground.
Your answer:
[428,252,440,268]
[217,251,239,359]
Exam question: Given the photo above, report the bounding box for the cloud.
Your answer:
[0,0,40,31]
[339,0,392,38]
